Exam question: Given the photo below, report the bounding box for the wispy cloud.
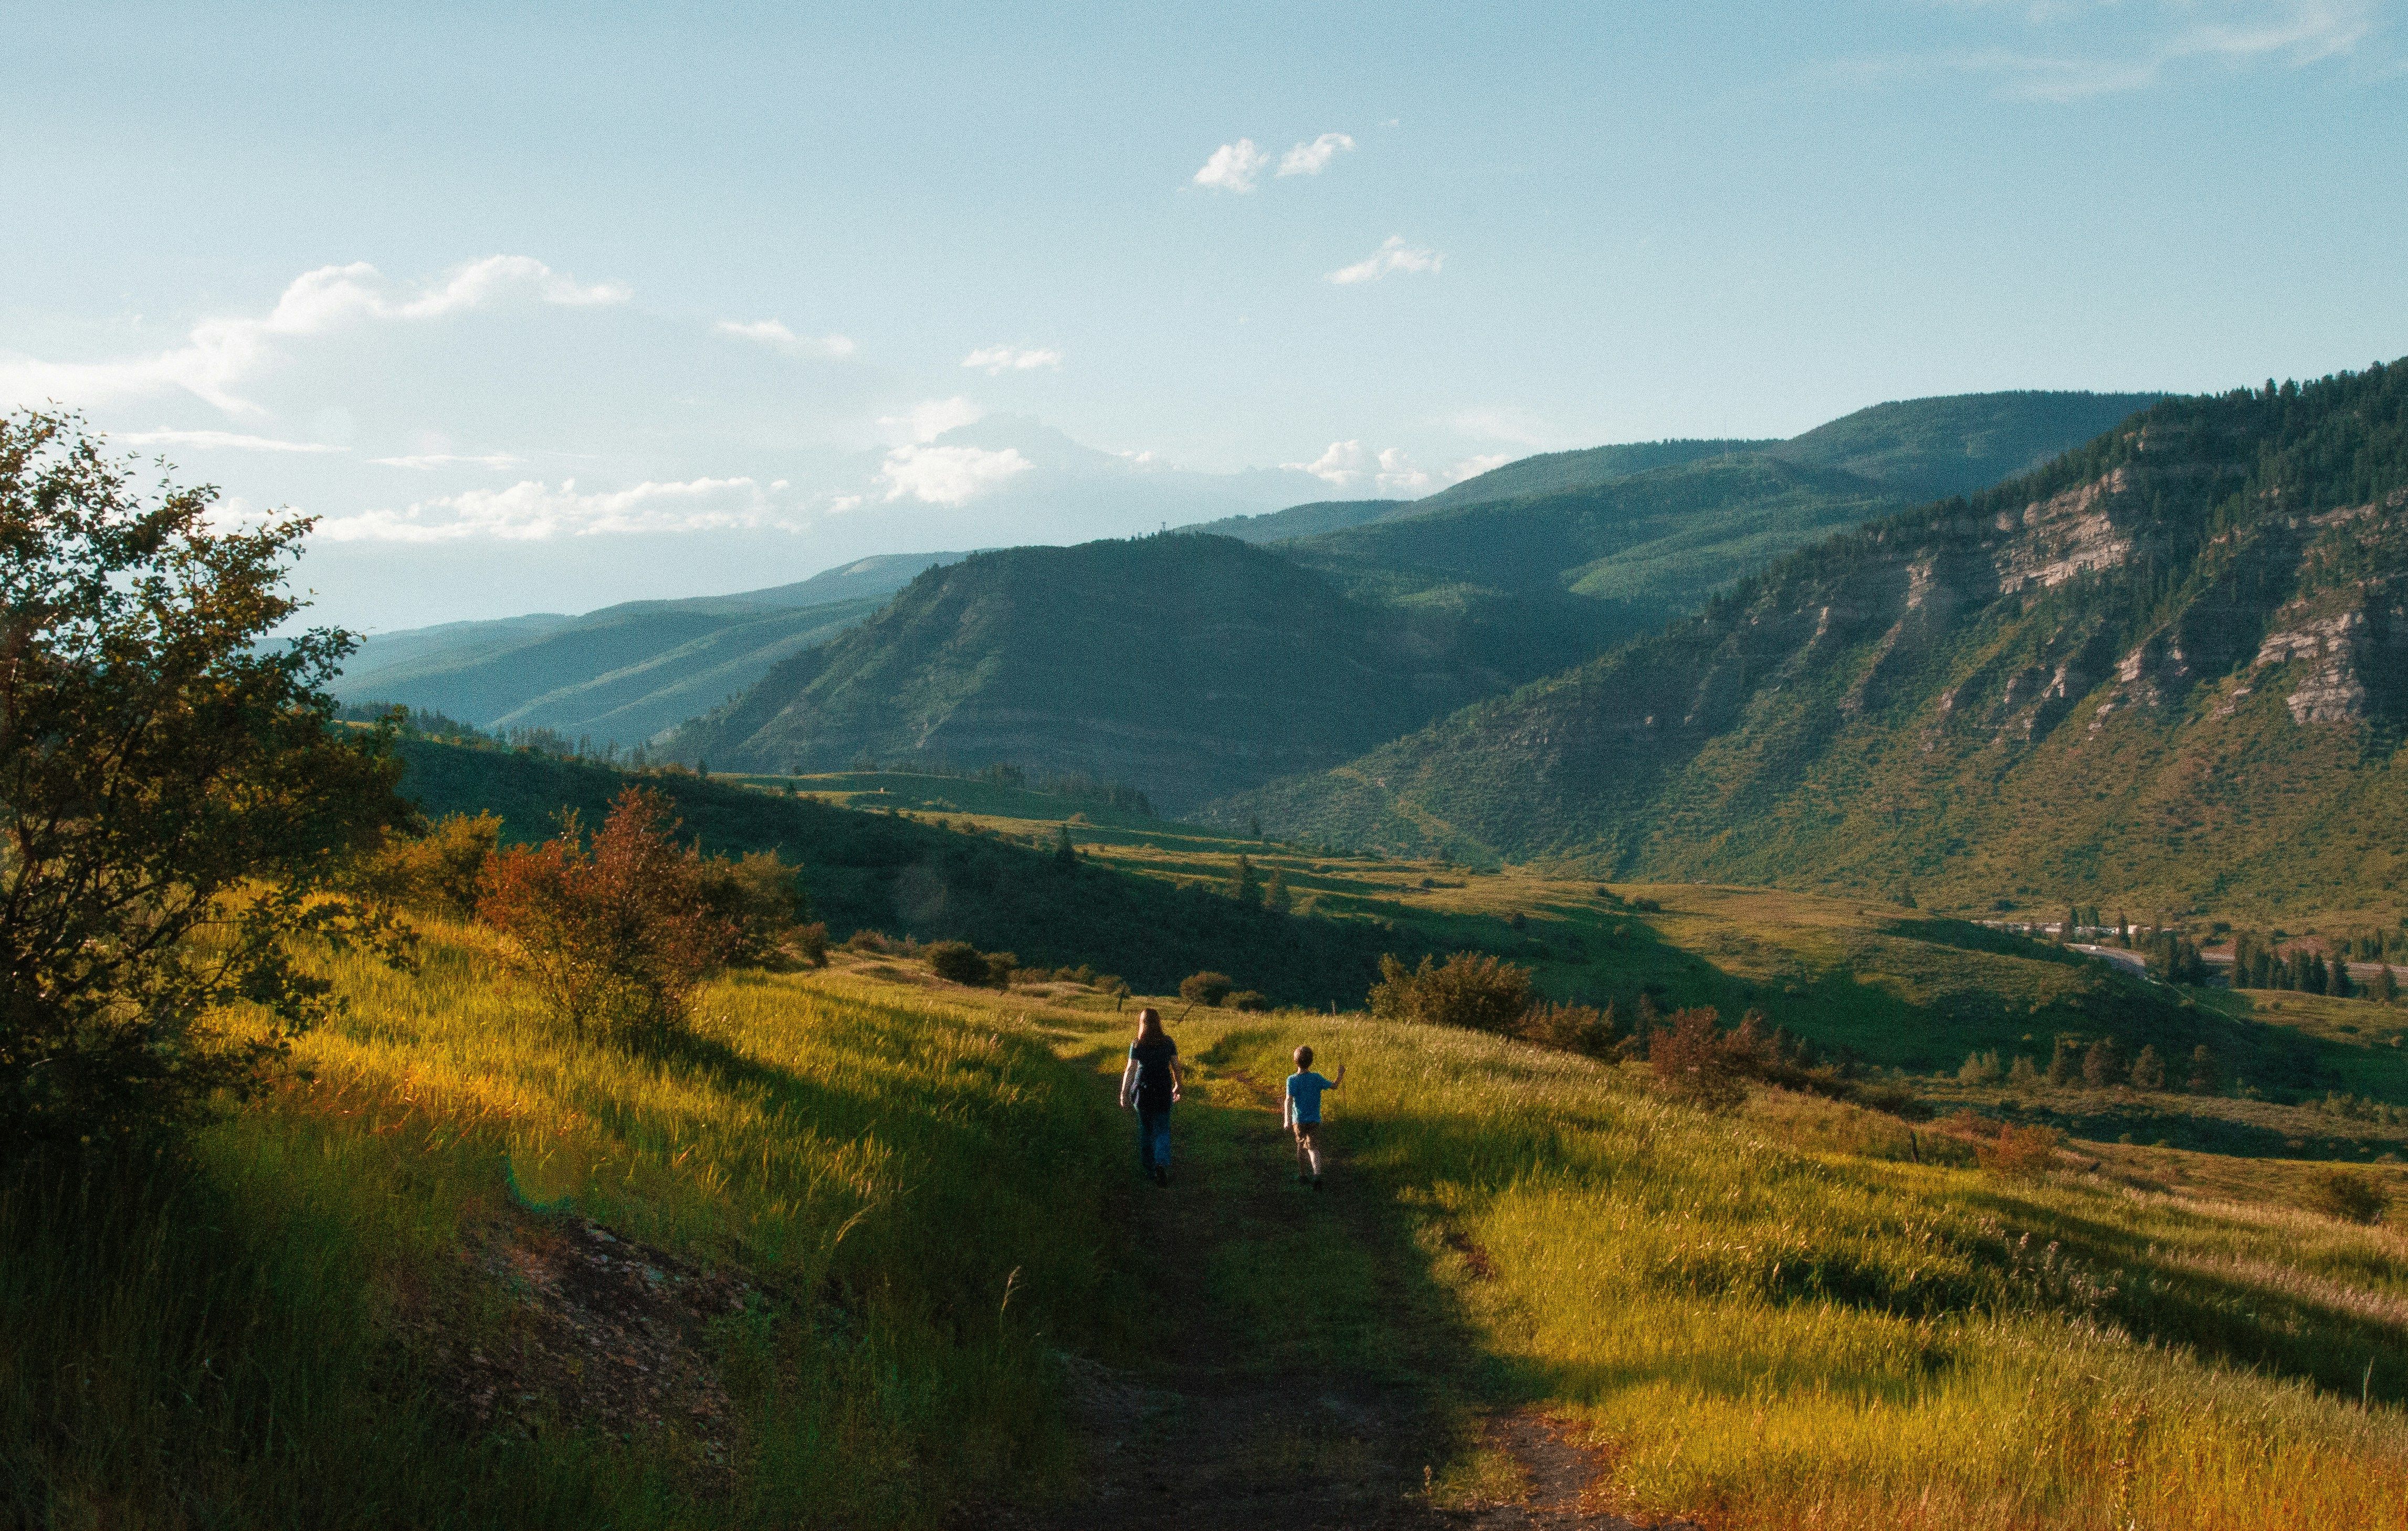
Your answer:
[877,444,1033,506]
[962,345,1063,375]
[0,255,631,415]
[878,396,985,445]
[713,318,857,359]
[1847,0,2377,100]
[1193,138,1270,192]
[1327,236,1444,285]
[1278,132,1356,176]
[316,475,783,542]
[370,452,524,470]
[117,427,345,454]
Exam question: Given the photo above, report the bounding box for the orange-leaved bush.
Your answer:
[476,788,734,1041]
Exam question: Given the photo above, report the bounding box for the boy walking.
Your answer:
[1283,1045,1344,1189]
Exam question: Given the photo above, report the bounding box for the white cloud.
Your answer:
[370,452,524,469]
[1192,138,1270,192]
[1278,132,1356,176]
[961,345,1063,375]
[116,427,345,454]
[316,475,783,543]
[877,444,1033,506]
[713,318,857,359]
[1327,236,1444,285]
[1285,442,1508,495]
[0,255,631,415]
[877,396,985,445]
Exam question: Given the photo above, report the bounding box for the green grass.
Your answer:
[2,926,1130,1528]
[10,939,2408,1527]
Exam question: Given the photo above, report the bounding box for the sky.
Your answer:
[4,1,2404,631]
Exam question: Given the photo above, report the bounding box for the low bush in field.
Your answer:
[1180,970,1234,1006]
[1977,1121,2064,1178]
[1366,952,1531,1031]
[926,940,991,985]
[2306,1167,2390,1224]
[1226,990,1269,1013]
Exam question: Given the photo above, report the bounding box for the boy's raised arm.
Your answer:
[1332,1063,1346,1087]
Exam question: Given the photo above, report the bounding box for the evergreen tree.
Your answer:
[2309,953,2331,993]
[2328,955,2352,999]
[2063,906,2080,943]
[1265,868,1292,914]
[2081,1038,2121,1088]
[2046,1036,2079,1085]
[2186,1044,2224,1095]
[1052,823,1078,869]
[2007,1055,2042,1087]
[2377,964,2400,1006]
[2129,1044,2166,1090]
[1228,853,1261,904]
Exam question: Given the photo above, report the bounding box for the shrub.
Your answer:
[477,788,732,1042]
[2305,1168,2390,1225]
[1519,999,1621,1057]
[1648,1007,1749,1113]
[696,848,813,965]
[1226,990,1270,1013]
[2185,1044,2225,1095]
[1365,952,1532,1032]
[926,941,990,985]
[1180,970,1235,1006]
[353,811,501,917]
[1978,1123,2063,1179]
[985,951,1019,989]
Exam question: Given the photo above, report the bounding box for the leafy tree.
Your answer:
[2185,1044,2224,1095]
[0,412,412,1146]
[1365,952,1532,1033]
[1226,989,1269,1013]
[1519,998,1620,1057]
[1180,970,1234,1006]
[2129,1043,2167,1090]
[2081,1039,2121,1089]
[477,788,732,1042]
[1051,823,1077,869]
[985,950,1019,989]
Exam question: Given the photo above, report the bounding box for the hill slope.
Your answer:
[337,553,962,746]
[661,534,1610,809]
[1216,364,2408,919]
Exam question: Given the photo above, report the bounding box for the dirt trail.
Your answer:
[1003,1035,1644,1530]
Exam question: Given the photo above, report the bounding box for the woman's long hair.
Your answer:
[1133,1007,1165,1044]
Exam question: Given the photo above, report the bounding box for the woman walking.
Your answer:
[1119,1007,1183,1186]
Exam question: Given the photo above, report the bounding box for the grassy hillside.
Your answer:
[337,554,963,747]
[1773,389,2166,499]
[15,933,2408,1527]
[760,770,2408,1115]
[393,738,1444,1008]
[1218,364,2408,922]
[661,534,1609,810]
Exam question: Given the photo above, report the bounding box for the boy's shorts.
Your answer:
[1292,1120,1320,1139]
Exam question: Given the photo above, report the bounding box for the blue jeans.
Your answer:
[1136,1108,1172,1174]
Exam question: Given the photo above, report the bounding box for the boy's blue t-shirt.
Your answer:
[1285,1071,1334,1123]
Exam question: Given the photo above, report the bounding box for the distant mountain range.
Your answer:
[1206,365,2408,920]
[341,388,2163,787]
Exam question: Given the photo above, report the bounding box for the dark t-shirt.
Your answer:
[1129,1037,1179,1110]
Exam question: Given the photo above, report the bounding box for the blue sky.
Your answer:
[4,1,2403,629]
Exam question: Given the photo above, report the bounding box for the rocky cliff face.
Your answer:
[1214,364,2408,916]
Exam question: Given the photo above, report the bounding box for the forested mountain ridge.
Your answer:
[663,533,1612,809]
[1209,365,2408,919]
